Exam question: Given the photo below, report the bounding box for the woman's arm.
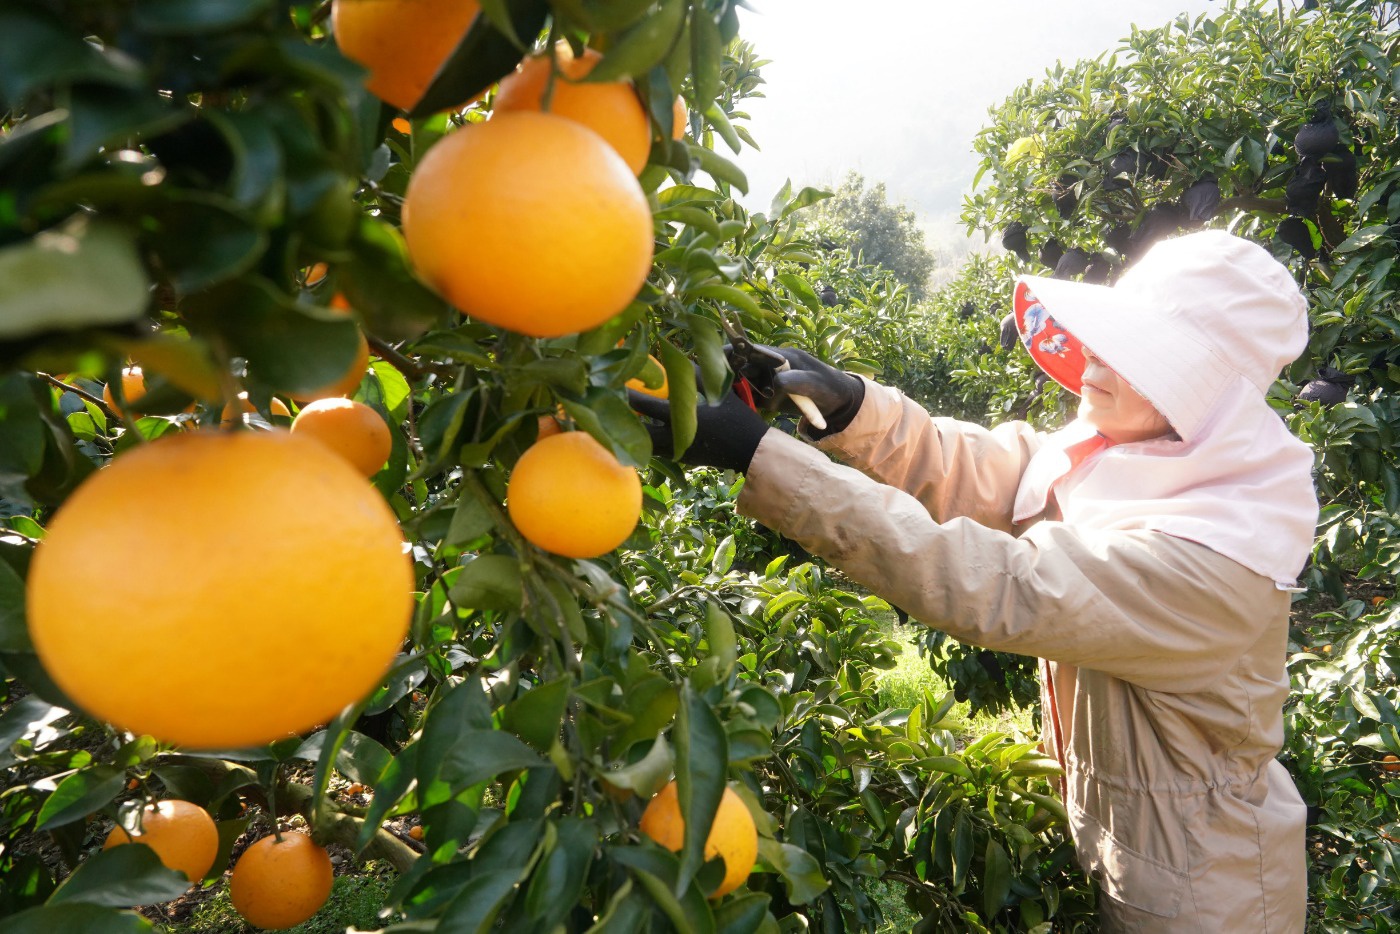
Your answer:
[739,430,1283,693]
[806,378,1046,531]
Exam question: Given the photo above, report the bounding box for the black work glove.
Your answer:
[728,344,865,438]
[629,388,770,473]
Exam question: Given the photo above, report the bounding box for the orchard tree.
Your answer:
[804,172,938,301]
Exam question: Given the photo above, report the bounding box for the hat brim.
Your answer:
[1013,276,1236,443]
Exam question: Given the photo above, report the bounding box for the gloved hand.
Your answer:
[629,388,770,472]
[728,344,865,437]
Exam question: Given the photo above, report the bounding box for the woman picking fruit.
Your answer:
[633,230,1317,932]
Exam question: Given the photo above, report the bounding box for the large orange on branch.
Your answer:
[640,781,758,898]
[331,0,482,112]
[27,430,413,749]
[402,112,654,338]
[230,833,334,930]
[493,44,651,175]
[103,799,219,883]
[507,431,641,558]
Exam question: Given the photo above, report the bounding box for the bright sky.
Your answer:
[732,0,1224,247]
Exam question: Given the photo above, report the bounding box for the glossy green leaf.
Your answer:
[501,676,570,752]
[49,844,191,906]
[587,0,687,83]
[411,0,550,117]
[756,839,827,904]
[674,684,727,888]
[0,219,148,340]
[133,0,274,34]
[450,555,523,613]
[3,904,154,934]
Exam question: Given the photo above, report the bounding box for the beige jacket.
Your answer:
[737,381,1307,933]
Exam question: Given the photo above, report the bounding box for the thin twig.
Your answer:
[38,372,118,421]
[367,334,429,381]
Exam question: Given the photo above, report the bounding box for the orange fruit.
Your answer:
[408,825,424,841]
[507,431,641,558]
[672,97,687,140]
[304,262,329,287]
[331,0,482,112]
[1382,755,1400,773]
[493,44,650,175]
[230,833,334,930]
[291,398,392,478]
[639,781,758,899]
[625,355,668,399]
[536,413,563,440]
[402,112,653,338]
[221,392,292,426]
[102,366,147,414]
[27,431,413,748]
[103,799,219,883]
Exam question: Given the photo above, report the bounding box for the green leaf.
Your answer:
[3,904,154,934]
[951,805,974,891]
[703,600,737,675]
[524,818,597,928]
[140,193,267,296]
[133,0,274,34]
[446,493,496,546]
[982,839,1013,917]
[0,9,137,110]
[0,374,46,499]
[1335,225,1391,253]
[411,0,551,117]
[49,844,191,906]
[686,313,729,404]
[756,839,828,904]
[602,734,674,799]
[689,7,723,114]
[674,684,728,889]
[35,765,126,832]
[587,0,687,83]
[689,284,762,317]
[501,676,570,752]
[0,218,148,339]
[714,892,772,934]
[63,83,190,173]
[342,217,451,342]
[610,847,715,934]
[584,878,649,934]
[450,555,523,613]
[691,146,749,194]
[658,340,697,459]
[436,868,527,934]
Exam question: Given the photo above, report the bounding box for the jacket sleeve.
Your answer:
[806,378,1045,532]
[738,429,1285,694]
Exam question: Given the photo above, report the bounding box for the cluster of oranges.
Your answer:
[105,800,334,929]
[27,1,757,919]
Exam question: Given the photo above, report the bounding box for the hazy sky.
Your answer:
[732,0,1224,245]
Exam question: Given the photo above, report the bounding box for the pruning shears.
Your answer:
[717,314,827,431]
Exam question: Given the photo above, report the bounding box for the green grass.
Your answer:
[874,623,1035,741]
[168,872,394,934]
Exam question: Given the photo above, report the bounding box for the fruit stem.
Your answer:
[268,762,283,844]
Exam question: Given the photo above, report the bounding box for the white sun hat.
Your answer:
[1013,230,1309,443]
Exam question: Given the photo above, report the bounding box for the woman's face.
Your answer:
[1078,347,1173,444]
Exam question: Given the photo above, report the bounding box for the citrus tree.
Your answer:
[0,2,1093,933]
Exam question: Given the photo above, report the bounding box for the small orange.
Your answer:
[391,117,412,135]
[331,0,483,112]
[290,398,392,477]
[230,833,334,930]
[401,112,653,338]
[507,431,641,558]
[221,392,292,426]
[537,413,563,440]
[102,366,147,415]
[493,44,651,174]
[103,800,219,883]
[305,263,329,287]
[408,825,424,841]
[625,355,668,399]
[639,781,758,899]
[672,97,688,140]
[1382,755,1400,773]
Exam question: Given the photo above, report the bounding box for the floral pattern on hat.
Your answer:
[1014,283,1085,394]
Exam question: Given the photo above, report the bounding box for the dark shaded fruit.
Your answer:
[977,341,992,356]
[1302,0,1318,9]
[1323,146,1358,199]
[1298,368,1351,406]
[1038,239,1064,270]
[1183,175,1221,223]
[1082,254,1114,284]
[1106,111,1127,135]
[1104,222,1132,255]
[959,301,976,320]
[1053,248,1091,280]
[1103,151,1140,191]
[1001,222,1031,262]
[1275,216,1318,258]
[1286,158,1328,216]
[1295,101,1339,158]
[819,285,838,307]
[1052,174,1079,218]
[1128,201,1186,257]
[1034,371,1049,389]
[1144,150,1171,180]
[999,312,1020,352]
